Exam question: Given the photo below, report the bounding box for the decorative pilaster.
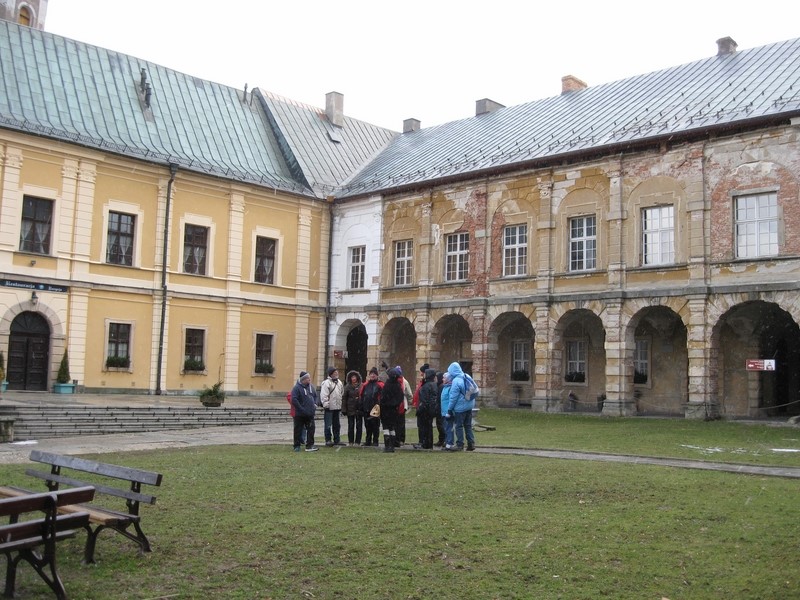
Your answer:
[224,298,243,390]
[605,168,627,289]
[531,303,559,412]
[685,296,716,418]
[535,179,555,292]
[227,192,245,282]
[600,300,636,415]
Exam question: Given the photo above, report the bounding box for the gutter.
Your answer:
[155,164,177,395]
[323,197,335,376]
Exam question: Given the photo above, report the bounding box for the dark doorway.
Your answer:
[345,324,368,379]
[8,312,50,391]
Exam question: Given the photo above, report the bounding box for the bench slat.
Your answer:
[25,469,157,505]
[0,512,90,542]
[29,450,163,486]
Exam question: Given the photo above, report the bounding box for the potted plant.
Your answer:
[183,357,205,373]
[511,369,530,382]
[105,355,131,370]
[53,349,75,394]
[199,380,225,406]
[0,350,7,392]
[254,362,274,375]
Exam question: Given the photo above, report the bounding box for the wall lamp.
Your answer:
[30,291,38,306]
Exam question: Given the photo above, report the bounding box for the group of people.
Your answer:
[289,361,477,453]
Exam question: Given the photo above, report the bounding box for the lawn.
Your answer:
[0,411,798,599]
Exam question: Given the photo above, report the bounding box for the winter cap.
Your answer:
[299,371,310,380]
[395,365,403,376]
[369,367,379,375]
[419,363,430,373]
[327,366,338,377]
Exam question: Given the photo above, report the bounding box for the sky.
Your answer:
[44,0,799,132]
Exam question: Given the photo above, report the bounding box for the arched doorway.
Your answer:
[345,323,368,378]
[8,312,50,391]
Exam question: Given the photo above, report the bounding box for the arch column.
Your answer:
[601,300,635,415]
[686,295,716,418]
[532,303,559,412]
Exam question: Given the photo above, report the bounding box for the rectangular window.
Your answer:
[349,246,366,289]
[106,211,135,266]
[503,224,528,277]
[255,334,274,373]
[394,240,413,286]
[569,215,596,272]
[565,340,587,383]
[511,340,531,380]
[255,236,276,284]
[736,193,778,258]
[642,206,674,265]
[634,339,649,384]
[20,196,53,254]
[445,232,470,281]
[183,225,208,275]
[106,323,131,369]
[184,328,205,371]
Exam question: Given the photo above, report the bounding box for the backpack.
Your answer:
[462,374,480,402]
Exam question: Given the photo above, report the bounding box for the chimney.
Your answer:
[476,98,505,116]
[716,36,738,56]
[561,75,587,94]
[403,118,421,133]
[325,91,344,127]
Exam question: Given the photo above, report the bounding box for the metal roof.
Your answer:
[0,20,310,195]
[340,37,800,198]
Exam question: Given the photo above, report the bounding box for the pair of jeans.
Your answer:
[324,409,341,443]
[346,414,363,444]
[417,413,433,448]
[454,410,474,448]
[293,416,315,449]
[442,415,455,447]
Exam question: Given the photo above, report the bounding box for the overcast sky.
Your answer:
[45,0,799,131]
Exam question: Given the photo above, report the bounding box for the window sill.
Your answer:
[181,369,208,376]
[104,367,132,373]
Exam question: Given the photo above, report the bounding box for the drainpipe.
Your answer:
[155,164,177,395]
[324,197,335,374]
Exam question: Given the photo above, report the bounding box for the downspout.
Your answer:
[324,197,335,373]
[155,164,177,395]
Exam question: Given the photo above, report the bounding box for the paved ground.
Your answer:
[1,391,799,478]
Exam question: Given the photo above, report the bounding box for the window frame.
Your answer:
[511,340,531,381]
[735,192,779,259]
[503,224,528,277]
[641,205,675,266]
[564,339,588,385]
[254,332,275,375]
[634,338,650,386]
[19,195,53,255]
[445,232,470,282]
[348,245,366,289]
[569,215,596,272]
[104,320,133,372]
[394,239,413,287]
[183,327,207,373]
[183,223,209,275]
[254,236,277,285]
[106,210,136,266]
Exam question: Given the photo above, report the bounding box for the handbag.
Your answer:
[369,404,380,418]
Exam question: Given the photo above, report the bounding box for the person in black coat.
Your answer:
[290,371,318,452]
[414,368,438,449]
[379,367,404,453]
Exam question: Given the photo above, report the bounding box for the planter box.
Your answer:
[0,381,7,393]
[52,383,76,394]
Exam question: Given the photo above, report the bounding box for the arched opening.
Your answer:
[432,314,473,374]
[488,311,534,406]
[554,309,606,412]
[345,323,368,378]
[380,318,416,379]
[8,311,50,390]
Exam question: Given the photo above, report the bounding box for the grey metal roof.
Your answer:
[0,20,310,195]
[256,90,397,198]
[341,37,800,198]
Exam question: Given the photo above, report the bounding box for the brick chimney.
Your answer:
[561,75,587,94]
[325,91,344,127]
[403,118,421,133]
[716,36,738,56]
[476,98,505,116]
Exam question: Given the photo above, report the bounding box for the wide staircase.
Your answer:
[0,405,292,441]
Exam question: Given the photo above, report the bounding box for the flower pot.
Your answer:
[0,381,7,393]
[53,383,76,394]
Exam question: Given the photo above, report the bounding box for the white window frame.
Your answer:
[348,245,366,289]
[445,232,470,282]
[634,338,650,386]
[101,200,144,268]
[735,192,779,259]
[641,205,674,266]
[104,319,134,372]
[179,214,215,277]
[503,224,528,277]
[251,226,283,286]
[569,215,596,272]
[511,340,531,380]
[394,240,413,286]
[565,339,587,384]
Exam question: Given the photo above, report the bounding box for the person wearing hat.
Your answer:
[379,367,405,452]
[359,366,383,446]
[320,367,345,446]
[290,371,319,452]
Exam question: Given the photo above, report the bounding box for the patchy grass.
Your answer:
[0,436,797,599]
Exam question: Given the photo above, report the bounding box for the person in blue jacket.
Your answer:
[291,371,319,452]
[445,361,476,451]
[439,371,455,450]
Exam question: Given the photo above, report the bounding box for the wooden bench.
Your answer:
[0,450,163,564]
[0,486,95,600]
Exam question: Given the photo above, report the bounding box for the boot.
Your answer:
[383,434,395,453]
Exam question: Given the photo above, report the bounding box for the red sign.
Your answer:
[746,359,776,371]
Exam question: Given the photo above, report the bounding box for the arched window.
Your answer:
[18,6,32,27]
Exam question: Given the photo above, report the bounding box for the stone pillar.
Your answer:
[418,200,433,287]
[470,305,488,389]
[605,168,627,289]
[224,298,243,391]
[532,303,560,412]
[685,296,716,418]
[535,178,554,292]
[601,300,635,415]
[227,191,245,283]
[66,286,90,388]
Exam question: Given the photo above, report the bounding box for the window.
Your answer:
[445,232,470,281]
[106,211,135,266]
[20,196,53,254]
[106,323,131,369]
[183,224,208,275]
[503,224,528,277]
[255,334,274,374]
[349,246,366,289]
[184,328,205,371]
[565,340,587,383]
[394,240,413,286]
[511,340,531,380]
[18,6,31,26]
[642,206,674,265]
[569,215,596,271]
[736,193,778,258]
[255,236,276,284]
[634,339,649,384]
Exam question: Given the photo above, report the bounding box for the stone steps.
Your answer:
[0,405,293,441]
